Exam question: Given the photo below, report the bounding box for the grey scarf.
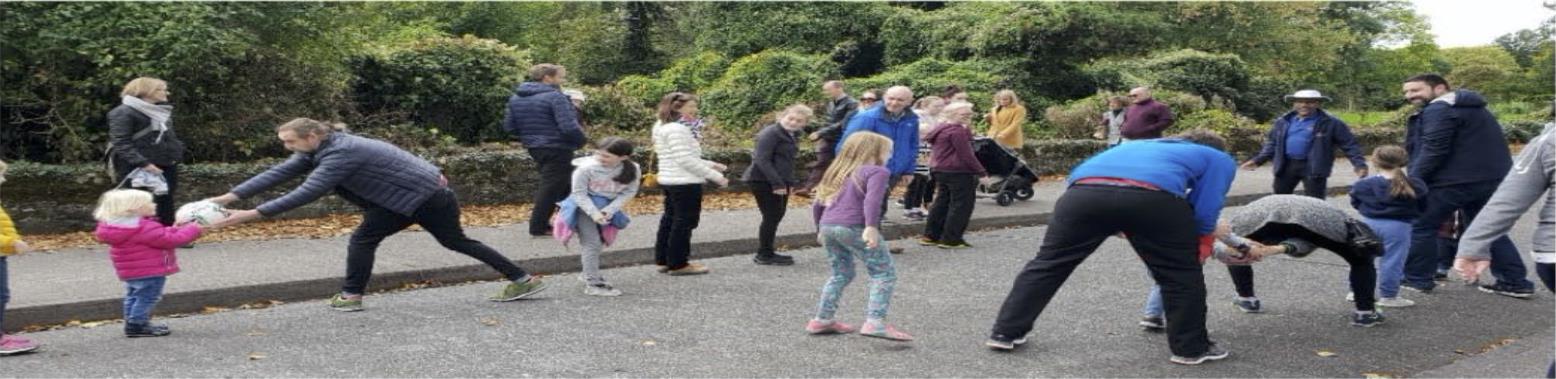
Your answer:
[121,95,172,144]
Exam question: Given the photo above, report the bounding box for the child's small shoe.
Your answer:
[859,321,914,342]
[0,334,40,356]
[125,323,171,338]
[805,319,857,335]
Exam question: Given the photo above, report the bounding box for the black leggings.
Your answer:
[1231,223,1377,312]
[345,189,528,294]
[749,181,788,256]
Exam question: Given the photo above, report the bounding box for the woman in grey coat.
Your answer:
[1141,195,1385,329]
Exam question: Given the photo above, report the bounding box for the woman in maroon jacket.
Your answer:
[919,102,987,249]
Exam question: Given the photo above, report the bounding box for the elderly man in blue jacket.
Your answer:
[836,86,919,253]
[1398,73,1535,297]
[209,118,548,312]
[1240,90,1368,198]
[504,63,588,237]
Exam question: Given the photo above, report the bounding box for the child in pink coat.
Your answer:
[93,189,203,338]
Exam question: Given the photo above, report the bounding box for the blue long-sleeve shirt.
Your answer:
[836,106,920,176]
[1067,139,1238,235]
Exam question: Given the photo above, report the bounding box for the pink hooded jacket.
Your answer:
[94,217,202,281]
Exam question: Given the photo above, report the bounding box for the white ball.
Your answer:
[176,201,230,227]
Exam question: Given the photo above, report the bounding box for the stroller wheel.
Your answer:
[996,192,1014,206]
[1014,187,1035,201]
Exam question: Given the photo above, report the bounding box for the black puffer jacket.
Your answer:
[108,104,185,173]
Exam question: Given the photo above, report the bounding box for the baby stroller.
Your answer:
[972,137,1039,206]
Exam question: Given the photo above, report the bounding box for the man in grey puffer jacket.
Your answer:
[208,118,548,311]
[1455,122,1556,293]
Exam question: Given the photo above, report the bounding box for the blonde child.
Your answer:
[93,189,204,337]
[0,160,40,355]
[807,132,912,342]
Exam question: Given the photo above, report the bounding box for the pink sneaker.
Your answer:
[859,322,914,342]
[805,319,857,335]
[0,334,40,356]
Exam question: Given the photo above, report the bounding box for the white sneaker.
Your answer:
[1376,297,1415,307]
[1345,292,1354,302]
[584,283,622,297]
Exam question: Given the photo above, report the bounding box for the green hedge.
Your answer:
[348,35,530,144]
[700,50,839,132]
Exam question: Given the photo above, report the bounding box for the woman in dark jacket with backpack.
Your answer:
[744,105,812,265]
[108,77,186,227]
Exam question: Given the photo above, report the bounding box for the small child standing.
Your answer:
[93,189,204,337]
[807,132,912,342]
[1349,145,1427,307]
[0,160,41,356]
[558,137,641,297]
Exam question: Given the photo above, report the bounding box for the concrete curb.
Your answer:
[5,187,1346,331]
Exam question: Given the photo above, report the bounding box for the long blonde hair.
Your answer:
[93,189,154,221]
[1369,145,1416,199]
[814,133,893,206]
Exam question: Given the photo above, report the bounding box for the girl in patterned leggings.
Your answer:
[806,132,912,342]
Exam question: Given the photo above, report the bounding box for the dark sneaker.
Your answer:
[1479,283,1535,299]
[490,277,548,301]
[1433,269,1450,281]
[1351,311,1385,327]
[1139,316,1165,331]
[753,254,796,266]
[937,241,973,250]
[985,334,1029,351]
[1401,282,1435,294]
[1170,343,1230,365]
[918,237,940,246]
[1233,298,1263,313]
[889,247,905,255]
[666,263,711,276]
[329,293,364,312]
[124,323,171,338]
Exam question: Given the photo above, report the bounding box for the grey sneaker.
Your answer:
[1170,342,1230,365]
[1352,310,1385,327]
[490,277,548,302]
[583,282,622,297]
[329,293,364,312]
[1139,316,1165,331]
[985,334,1029,351]
[1376,297,1416,307]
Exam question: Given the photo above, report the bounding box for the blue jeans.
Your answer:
[1406,182,1533,290]
[123,276,167,325]
[1365,217,1413,298]
[1,257,8,331]
[1143,284,1165,317]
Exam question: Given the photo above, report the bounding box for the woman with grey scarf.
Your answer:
[107,77,186,228]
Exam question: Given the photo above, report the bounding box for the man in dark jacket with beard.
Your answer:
[503,64,587,237]
[1399,74,1535,297]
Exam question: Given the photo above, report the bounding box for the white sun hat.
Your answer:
[1283,89,1331,102]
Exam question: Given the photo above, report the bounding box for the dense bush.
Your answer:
[348,35,529,144]
[1,2,355,163]
[579,85,656,131]
[616,52,732,108]
[700,50,839,132]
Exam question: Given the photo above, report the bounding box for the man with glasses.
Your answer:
[838,86,920,254]
[1121,87,1175,141]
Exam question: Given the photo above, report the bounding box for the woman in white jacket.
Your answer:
[652,92,730,275]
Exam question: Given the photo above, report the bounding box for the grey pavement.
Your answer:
[2,196,1550,377]
[3,162,1364,331]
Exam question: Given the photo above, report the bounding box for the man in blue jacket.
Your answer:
[838,87,919,205]
[503,63,588,237]
[1240,90,1368,198]
[208,118,548,311]
[1399,74,1534,297]
[987,130,1237,366]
